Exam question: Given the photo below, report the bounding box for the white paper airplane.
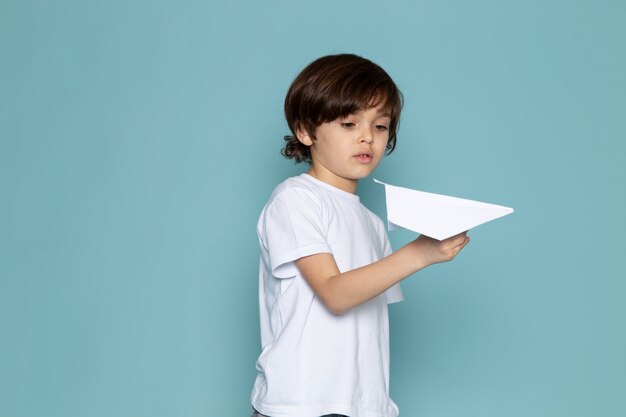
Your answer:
[374,179,514,240]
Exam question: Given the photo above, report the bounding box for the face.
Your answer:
[297,105,391,194]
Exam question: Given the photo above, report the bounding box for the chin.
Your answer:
[353,171,375,180]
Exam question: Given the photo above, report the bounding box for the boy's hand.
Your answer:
[411,232,470,268]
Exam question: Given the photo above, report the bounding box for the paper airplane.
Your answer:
[374,179,514,240]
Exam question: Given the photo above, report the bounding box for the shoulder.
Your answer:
[257,175,329,232]
[265,175,327,212]
[257,175,332,249]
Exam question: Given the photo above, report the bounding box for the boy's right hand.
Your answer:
[411,232,470,268]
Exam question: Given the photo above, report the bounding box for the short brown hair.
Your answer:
[282,54,403,164]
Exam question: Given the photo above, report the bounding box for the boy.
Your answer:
[251,54,469,417]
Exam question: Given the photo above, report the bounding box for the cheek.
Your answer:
[375,138,389,153]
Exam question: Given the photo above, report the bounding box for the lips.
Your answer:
[354,151,373,163]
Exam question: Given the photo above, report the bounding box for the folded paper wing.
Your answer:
[374,179,514,240]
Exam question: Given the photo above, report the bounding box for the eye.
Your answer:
[340,122,356,129]
[375,124,389,131]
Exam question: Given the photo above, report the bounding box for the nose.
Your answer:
[359,126,374,144]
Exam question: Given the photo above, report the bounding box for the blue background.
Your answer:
[1,1,625,416]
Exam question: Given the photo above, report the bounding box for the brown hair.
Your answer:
[282,54,403,164]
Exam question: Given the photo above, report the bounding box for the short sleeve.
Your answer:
[382,233,404,304]
[260,188,332,279]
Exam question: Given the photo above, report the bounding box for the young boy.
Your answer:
[250,54,469,417]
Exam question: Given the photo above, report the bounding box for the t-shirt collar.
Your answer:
[301,173,361,203]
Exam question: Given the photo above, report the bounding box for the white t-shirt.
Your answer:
[251,173,403,417]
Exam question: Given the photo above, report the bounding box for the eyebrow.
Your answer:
[373,107,391,117]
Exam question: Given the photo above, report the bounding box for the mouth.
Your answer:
[354,152,373,163]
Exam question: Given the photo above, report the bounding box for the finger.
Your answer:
[450,235,469,252]
[442,233,463,246]
[452,233,468,247]
[457,235,470,250]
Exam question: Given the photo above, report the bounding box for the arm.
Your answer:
[295,232,470,315]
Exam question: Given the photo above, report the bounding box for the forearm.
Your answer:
[296,232,469,315]
[322,241,426,314]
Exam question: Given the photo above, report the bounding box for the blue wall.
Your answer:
[1,1,625,416]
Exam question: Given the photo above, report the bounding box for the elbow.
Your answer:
[311,275,353,315]
[328,304,349,316]
[319,294,351,316]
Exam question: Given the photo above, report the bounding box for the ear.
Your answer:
[295,126,314,146]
